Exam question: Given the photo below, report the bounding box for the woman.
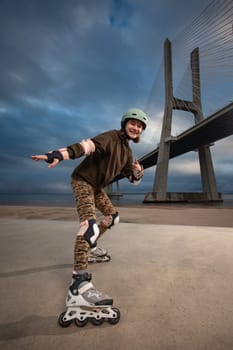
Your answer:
[32,108,148,326]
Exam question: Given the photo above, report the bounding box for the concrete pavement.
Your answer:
[0,218,233,350]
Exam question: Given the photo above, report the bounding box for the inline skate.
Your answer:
[88,246,111,264]
[58,271,120,327]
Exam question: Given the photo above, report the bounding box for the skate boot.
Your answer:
[58,271,120,327]
[88,246,111,264]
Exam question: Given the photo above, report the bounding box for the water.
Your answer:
[0,193,233,208]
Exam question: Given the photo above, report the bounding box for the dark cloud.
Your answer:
[0,0,232,196]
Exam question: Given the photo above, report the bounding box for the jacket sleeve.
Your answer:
[66,131,111,159]
[67,143,84,159]
[90,131,112,153]
[121,153,134,178]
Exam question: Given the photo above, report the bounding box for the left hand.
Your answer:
[132,159,143,179]
[132,159,142,172]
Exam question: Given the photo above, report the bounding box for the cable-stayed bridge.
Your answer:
[113,0,233,202]
[139,102,233,170]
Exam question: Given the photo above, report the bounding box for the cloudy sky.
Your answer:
[0,0,232,197]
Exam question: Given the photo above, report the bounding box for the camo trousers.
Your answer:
[71,179,118,271]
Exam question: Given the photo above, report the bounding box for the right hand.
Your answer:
[31,148,69,168]
[31,154,59,168]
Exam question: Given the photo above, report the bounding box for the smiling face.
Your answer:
[125,118,144,140]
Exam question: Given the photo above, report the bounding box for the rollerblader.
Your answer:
[31,108,148,327]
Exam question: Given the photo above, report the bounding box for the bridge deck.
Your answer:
[139,102,233,169]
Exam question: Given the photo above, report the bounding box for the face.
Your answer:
[125,119,144,139]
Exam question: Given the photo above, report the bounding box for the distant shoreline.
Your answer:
[0,204,233,228]
[0,192,233,208]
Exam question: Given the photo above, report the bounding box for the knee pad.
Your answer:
[102,212,120,229]
[77,219,99,248]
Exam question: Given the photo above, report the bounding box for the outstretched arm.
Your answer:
[31,138,96,168]
[31,148,70,168]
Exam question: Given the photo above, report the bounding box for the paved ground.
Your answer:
[0,218,233,350]
[1,205,233,227]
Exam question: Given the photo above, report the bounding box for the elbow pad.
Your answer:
[67,139,96,159]
[80,139,96,155]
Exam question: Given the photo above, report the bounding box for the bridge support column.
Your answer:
[191,48,219,200]
[152,39,173,200]
[106,181,122,198]
[144,39,221,203]
[198,145,219,199]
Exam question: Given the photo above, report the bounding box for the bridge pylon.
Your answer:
[144,38,222,203]
[106,180,122,198]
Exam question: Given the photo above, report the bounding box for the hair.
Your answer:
[132,136,140,143]
[121,121,141,143]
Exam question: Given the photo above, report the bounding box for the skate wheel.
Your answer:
[108,307,121,325]
[58,312,72,328]
[91,317,104,326]
[75,317,89,327]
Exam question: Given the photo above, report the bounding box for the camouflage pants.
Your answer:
[71,179,118,271]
